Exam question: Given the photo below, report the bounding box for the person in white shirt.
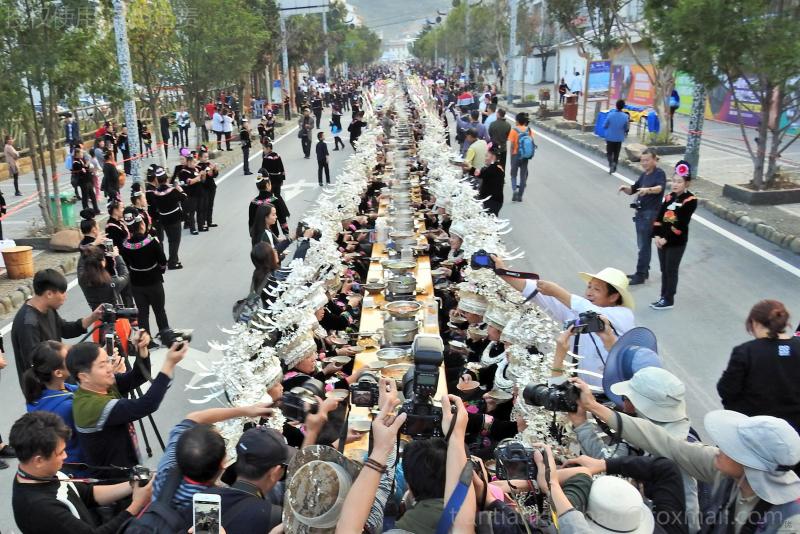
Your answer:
[495,258,635,387]
[211,107,224,151]
[176,108,191,147]
[221,110,234,151]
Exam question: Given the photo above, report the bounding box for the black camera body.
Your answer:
[159,328,193,349]
[494,441,543,481]
[281,377,324,423]
[131,465,152,486]
[350,372,379,407]
[400,397,443,440]
[523,382,581,413]
[100,303,139,324]
[630,199,642,210]
[564,310,604,335]
[400,336,446,439]
[470,249,496,271]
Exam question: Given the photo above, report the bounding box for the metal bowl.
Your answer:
[376,347,410,363]
[384,300,422,319]
[384,260,416,275]
[363,282,386,295]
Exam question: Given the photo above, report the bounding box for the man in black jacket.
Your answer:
[476,145,505,216]
[316,131,330,186]
[311,92,323,129]
[298,108,314,159]
[260,143,286,197]
[240,121,253,176]
[72,147,99,214]
[176,155,203,235]
[11,269,103,389]
[10,411,153,533]
[69,340,187,470]
[197,148,219,231]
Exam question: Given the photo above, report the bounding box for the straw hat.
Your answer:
[578,267,635,310]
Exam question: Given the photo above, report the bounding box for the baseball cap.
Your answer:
[705,410,800,504]
[236,426,296,469]
[610,367,686,423]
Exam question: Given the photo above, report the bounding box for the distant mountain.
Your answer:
[347,0,452,42]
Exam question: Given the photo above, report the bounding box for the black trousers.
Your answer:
[215,130,223,149]
[314,110,322,129]
[79,182,98,212]
[657,244,687,303]
[161,221,182,265]
[349,137,359,150]
[122,151,131,175]
[242,146,250,173]
[179,125,190,146]
[184,195,199,232]
[132,283,169,336]
[284,104,291,121]
[301,136,311,157]
[606,141,622,167]
[172,131,179,147]
[12,171,19,194]
[334,136,344,150]
[272,178,284,198]
[199,187,216,228]
[317,161,330,184]
[484,199,502,216]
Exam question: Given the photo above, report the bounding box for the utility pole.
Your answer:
[507,0,517,104]
[322,10,330,81]
[684,83,707,175]
[464,5,470,80]
[280,14,291,118]
[112,0,141,181]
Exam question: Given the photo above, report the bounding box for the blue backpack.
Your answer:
[515,127,536,160]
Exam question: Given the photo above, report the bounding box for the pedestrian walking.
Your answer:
[64,115,80,148]
[160,115,171,159]
[558,78,568,105]
[260,143,286,197]
[316,132,330,186]
[211,106,225,151]
[4,135,22,196]
[298,108,314,159]
[117,125,131,176]
[240,121,253,175]
[141,125,152,157]
[120,207,170,338]
[669,89,680,133]
[176,108,191,147]
[507,112,535,202]
[153,166,186,269]
[101,151,120,202]
[651,160,697,310]
[618,148,666,285]
[72,147,98,214]
[331,103,344,150]
[311,92,323,129]
[348,112,367,151]
[176,154,203,235]
[603,100,630,174]
[487,109,511,167]
[283,94,291,121]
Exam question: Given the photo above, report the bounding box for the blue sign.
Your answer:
[587,60,611,100]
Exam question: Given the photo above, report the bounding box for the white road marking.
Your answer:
[534,129,800,278]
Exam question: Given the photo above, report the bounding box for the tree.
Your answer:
[172,0,266,146]
[128,0,178,166]
[547,0,623,59]
[648,0,800,189]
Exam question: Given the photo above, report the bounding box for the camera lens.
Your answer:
[522,383,552,408]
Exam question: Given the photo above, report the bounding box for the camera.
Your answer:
[159,328,194,349]
[350,371,379,407]
[563,311,604,335]
[130,465,153,486]
[629,199,642,210]
[281,377,324,423]
[103,239,114,254]
[100,303,139,324]
[470,249,496,271]
[494,441,542,481]
[523,382,581,412]
[400,335,445,439]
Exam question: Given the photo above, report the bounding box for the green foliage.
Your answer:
[547,0,624,57]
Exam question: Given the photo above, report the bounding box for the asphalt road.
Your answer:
[0,108,799,531]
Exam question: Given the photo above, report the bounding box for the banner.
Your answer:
[587,60,611,100]
[610,64,655,106]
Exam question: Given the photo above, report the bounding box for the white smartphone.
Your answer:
[192,493,221,534]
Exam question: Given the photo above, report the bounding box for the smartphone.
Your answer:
[192,493,221,534]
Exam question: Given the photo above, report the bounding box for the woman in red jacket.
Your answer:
[651,160,697,310]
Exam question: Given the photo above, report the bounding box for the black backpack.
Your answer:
[117,469,192,534]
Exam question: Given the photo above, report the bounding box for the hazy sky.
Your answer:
[347,0,452,40]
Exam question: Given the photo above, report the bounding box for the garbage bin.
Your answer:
[594,110,610,138]
[49,192,77,227]
[563,95,578,121]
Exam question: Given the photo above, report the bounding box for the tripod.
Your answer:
[80,320,166,457]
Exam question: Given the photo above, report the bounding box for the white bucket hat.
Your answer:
[457,289,488,316]
[610,367,687,423]
[705,410,800,505]
[584,476,655,533]
[579,267,635,310]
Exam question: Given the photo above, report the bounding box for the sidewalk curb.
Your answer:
[530,117,800,256]
[0,253,78,317]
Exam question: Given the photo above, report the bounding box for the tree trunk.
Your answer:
[41,83,63,227]
[540,54,549,83]
[765,86,783,185]
[520,55,527,101]
[751,90,771,190]
[684,83,706,176]
[148,94,167,167]
[651,67,675,144]
[24,116,54,232]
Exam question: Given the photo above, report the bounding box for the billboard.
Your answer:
[279,0,329,15]
[587,60,611,100]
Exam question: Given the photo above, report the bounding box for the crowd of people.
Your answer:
[0,64,798,534]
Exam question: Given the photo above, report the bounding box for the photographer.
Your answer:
[10,411,153,534]
[495,258,634,387]
[571,377,800,533]
[12,269,105,389]
[68,339,187,471]
[618,148,666,285]
[77,245,130,311]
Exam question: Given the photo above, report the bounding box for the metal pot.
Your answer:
[384,300,423,320]
[387,274,416,295]
[382,320,419,345]
[389,233,416,248]
[388,217,414,232]
[385,259,417,275]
